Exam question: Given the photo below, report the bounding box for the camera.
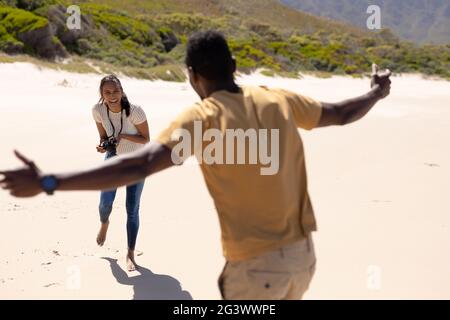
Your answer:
[100,137,118,155]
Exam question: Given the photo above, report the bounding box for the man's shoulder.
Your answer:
[172,101,219,124]
[245,85,293,98]
[243,86,293,105]
[192,99,219,113]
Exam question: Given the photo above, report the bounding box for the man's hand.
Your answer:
[371,63,392,99]
[0,150,43,198]
[318,64,392,127]
[2,142,173,197]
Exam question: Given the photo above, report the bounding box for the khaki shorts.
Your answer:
[218,235,316,300]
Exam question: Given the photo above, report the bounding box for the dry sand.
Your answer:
[0,63,449,299]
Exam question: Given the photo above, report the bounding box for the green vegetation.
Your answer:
[0,0,448,80]
[0,6,47,53]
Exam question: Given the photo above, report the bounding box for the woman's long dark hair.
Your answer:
[98,75,131,117]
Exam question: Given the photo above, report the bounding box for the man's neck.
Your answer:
[204,80,240,98]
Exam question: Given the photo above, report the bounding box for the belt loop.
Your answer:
[218,262,229,300]
[306,234,311,253]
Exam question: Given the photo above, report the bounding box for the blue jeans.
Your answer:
[99,152,145,250]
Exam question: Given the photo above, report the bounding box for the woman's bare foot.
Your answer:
[126,250,138,272]
[96,221,109,246]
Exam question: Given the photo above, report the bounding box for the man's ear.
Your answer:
[188,66,197,81]
[231,58,237,74]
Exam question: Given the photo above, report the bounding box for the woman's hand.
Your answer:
[96,145,106,153]
[96,138,107,153]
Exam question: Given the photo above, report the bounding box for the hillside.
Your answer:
[0,0,449,80]
[83,0,370,37]
[281,0,450,45]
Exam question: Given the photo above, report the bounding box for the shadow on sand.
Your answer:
[102,257,193,300]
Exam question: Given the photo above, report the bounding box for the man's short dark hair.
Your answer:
[185,30,234,81]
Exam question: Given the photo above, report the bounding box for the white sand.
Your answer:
[0,63,449,299]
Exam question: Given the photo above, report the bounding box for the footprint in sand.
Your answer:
[7,204,20,212]
[424,163,440,168]
[43,283,59,288]
[57,79,70,87]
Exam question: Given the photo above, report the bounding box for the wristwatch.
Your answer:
[40,175,59,195]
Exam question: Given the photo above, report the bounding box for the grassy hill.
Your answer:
[0,0,449,81]
[85,0,370,37]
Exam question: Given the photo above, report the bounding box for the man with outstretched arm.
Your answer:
[1,30,391,300]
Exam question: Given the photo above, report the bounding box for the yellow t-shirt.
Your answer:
[156,86,323,261]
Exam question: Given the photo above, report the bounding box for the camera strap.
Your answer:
[106,106,123,139]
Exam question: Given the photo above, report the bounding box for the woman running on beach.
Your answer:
[92,75,150,271]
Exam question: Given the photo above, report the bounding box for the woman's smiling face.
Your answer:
[101,81,123,108]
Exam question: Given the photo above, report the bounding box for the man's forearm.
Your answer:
[336,87,382,125]
[55,142,172,192]
[56,154,147,191]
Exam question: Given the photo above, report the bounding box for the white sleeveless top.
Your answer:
[92,103,147,155]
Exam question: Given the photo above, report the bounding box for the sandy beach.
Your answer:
[0,62,449,299]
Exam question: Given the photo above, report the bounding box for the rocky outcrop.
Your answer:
[158,29,180,52]
[17,22,67,58]
[0,6,67,59]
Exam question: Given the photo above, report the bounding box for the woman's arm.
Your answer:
[119,121,150,144]
[95,121,108,153]
[95,122,108,141]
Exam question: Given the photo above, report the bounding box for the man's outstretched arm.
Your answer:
[317,64,392,127]
[58,142,173,191]
[0,142,174,198]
